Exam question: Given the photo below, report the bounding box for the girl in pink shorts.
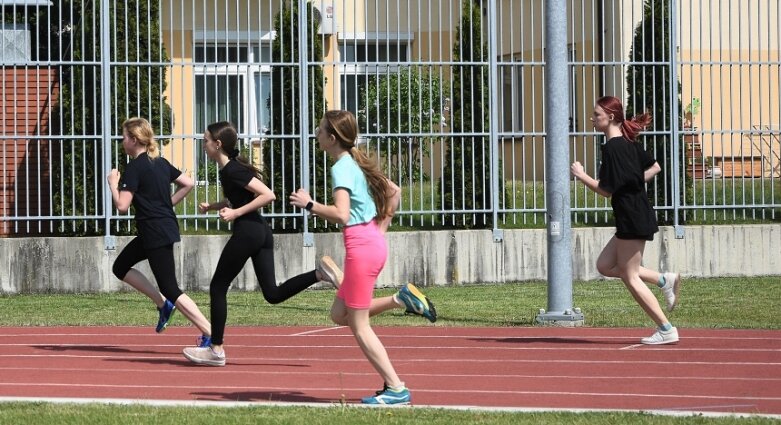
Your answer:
[340,220,387,309]
[289,110,436,405]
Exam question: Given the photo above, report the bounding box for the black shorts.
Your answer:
[615,231,654,241]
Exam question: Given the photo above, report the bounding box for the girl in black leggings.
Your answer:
[182,121,340,367]
[108,117,212,338]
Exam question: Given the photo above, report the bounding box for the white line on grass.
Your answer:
[0,396,779,419]
[0,385,779,401]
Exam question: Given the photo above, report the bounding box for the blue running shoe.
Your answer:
[196,335,211,348]
[361,387,411,405]
[155,299,176,333]
[396,283,437,323]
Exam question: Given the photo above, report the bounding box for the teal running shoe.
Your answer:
[361,386,410,405]
[396,283,437,323]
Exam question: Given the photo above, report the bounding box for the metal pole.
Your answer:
[670,0,684,239]
[298,0,313,247]
[101,0,115,250]
[536,0,583,326]
[487,0,503,242]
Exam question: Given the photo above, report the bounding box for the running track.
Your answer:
[0,326,779,417]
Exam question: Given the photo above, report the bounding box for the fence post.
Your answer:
[487,0,503,242]
[670,0,684,239]
[298,0,313,247]
[101,0,115,250]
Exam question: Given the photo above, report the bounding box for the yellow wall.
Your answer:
[157,0,780,179]
[679,0,780,175]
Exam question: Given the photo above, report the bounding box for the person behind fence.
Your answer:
[289,110,437,405]
[570,96,682,345]
[181,121,342,367]
[107,117,212,340]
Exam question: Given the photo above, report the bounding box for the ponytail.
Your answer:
[596,96,652,142]
[620,113,652,142]
[351,146,394,220]
[146,140,160,159]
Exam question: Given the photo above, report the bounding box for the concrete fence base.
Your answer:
[1,225,779,294]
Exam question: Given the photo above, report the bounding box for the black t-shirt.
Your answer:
[597,137,659,239]
[119,153,182,248]
[219,159,262,222]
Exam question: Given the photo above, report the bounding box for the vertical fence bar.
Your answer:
[101,0,115,249]
[487,0,502,241]
[670,0,683,238]
[298,0,312,246]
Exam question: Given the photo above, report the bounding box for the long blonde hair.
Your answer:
[321,110,394,220]
[122,117,160,159]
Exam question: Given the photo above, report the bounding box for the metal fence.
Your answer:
[1,0,779,239]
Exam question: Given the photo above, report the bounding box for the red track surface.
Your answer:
[0,326,779,414]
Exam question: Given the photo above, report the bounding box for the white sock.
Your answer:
[388,383,406,392]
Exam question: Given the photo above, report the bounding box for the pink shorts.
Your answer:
[336,220,387,309]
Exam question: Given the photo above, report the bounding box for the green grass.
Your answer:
[1,277,778,329]
[1,403,777,425]
[1,278,779,423]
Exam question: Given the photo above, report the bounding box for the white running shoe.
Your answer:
[183,346,226,366]
[660,272,681,311]
[641,327,679,345]
[317,255,343,289]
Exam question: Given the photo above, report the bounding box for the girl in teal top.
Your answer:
[290,110,436,405]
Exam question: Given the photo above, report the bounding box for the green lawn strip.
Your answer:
[1,277,778,329]
[0,403,776,425]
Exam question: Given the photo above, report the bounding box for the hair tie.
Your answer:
[228,148,239,159]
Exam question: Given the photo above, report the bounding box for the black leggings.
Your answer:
[112,237,184,304]
[210,218,318,345]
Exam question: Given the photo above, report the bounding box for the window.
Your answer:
[338,34,412,118]
[0,23,31,62]
[193,33,273,178]
[501,57,524,133]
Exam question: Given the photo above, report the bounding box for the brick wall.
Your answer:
[1,68,59,236]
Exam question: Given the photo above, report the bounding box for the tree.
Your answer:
[264,0,326,231]
[35,0,172,235]
[626,0,681,224]
[441,0,491,228]
[111,1,173,136]
[358,67,447,182]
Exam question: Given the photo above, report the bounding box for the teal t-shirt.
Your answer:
[331,154,377,226]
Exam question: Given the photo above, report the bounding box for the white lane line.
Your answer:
[5,343,781,353]
[289,327,347,336]
[2,332,779,341]
[0,366,778,382]
[0,353,778,366]
[0,382,778,402]
[0,396,778,419]
[621,344,645,350]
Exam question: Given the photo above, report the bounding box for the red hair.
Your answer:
[596,96,652,141]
